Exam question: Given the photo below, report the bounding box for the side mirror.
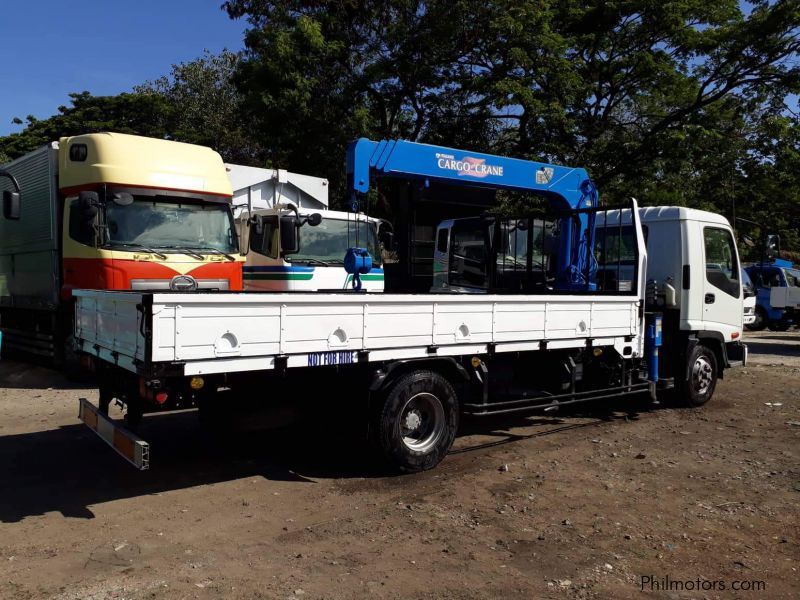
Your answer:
[78,191,100,220]
[3,190,21,220]
[280,215,300,256]
[77,191,101,246]
[378,220,395,250]
[306,213,322,227]
[379,229,394,250]
[765,234,780,258]
[1,170,22,220]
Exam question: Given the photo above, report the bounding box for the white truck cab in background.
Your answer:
[241,206,386,292]
[226,163,387,292]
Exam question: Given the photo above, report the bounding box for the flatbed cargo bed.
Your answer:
[74,290,643,377]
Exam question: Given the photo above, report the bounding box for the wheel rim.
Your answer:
[399,392,446,453]
[691,355,714,395]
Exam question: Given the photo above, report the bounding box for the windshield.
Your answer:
[291,218,381,265]
[105,197,237,253]
[497,220,551,269]
[785,269,800,287]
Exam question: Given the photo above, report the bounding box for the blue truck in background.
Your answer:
[744,258,800,331]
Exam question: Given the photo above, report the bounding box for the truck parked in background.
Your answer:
[227,163,388,291]
[242,206,386,291]
[0,133,241,365]
[745,259,800,331]
[742,268,757,327]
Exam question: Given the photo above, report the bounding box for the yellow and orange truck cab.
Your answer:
[0,132,242,362]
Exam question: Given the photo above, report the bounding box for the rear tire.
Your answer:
[679,344,718,407]
[372,370,459,473]
[768,321,790,332]
[748,307,767,331]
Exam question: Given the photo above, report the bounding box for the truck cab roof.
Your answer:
[639,206,732,226]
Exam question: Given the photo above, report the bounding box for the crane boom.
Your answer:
[346,138,599,289]
[346,138,597,211]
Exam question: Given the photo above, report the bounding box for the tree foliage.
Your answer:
[0,51,263,167]
[225,0,800,250]
[0,91,174,159]
[1,1,798,252]
[135,50,263,164]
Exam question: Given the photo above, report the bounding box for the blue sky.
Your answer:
[0,1,245,135]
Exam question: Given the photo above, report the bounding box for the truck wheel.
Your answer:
[680,345,718,407]
[373,370,459,473]
[767,321,790,332]
[748,307,767,331]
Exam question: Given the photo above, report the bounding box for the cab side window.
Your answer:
[249,216,279,258]
[704,227,739,298]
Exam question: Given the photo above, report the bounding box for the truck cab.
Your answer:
[241,206,387,292]
[639,207,743,343]
[0,132,241,364]
[432,216,556,294]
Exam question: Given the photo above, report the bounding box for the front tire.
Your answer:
[679,344,718,407]
[372,370,459,473]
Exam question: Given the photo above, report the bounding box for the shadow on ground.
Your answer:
[743,340,800,357]
[0,390,657,523]
[0,359,91,391]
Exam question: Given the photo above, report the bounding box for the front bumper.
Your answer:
[726,341,748,368]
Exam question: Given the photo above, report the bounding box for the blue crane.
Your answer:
[346,138,600,290]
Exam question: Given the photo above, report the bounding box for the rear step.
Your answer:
[78,398,150,470]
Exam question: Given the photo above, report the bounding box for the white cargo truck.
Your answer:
[73,139,746,472]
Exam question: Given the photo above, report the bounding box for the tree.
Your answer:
[0,92,174,161]
[135,50,263,165]
[225,0,800,242]
[1,51,261,167]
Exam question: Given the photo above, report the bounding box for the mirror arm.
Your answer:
[0,170,22,194]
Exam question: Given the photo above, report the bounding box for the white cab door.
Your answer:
[701,225,743,340]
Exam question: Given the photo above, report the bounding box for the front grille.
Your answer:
[130,279,230,291]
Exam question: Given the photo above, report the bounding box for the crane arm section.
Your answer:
[346,138,597,211]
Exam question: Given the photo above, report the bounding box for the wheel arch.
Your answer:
[690,332,728,378]
[369,357,470,397]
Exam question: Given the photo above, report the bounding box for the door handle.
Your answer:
[705,293,715,304]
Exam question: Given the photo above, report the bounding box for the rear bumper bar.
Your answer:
[78,398,150,470]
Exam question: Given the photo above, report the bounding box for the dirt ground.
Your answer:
[0,332,798,600]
